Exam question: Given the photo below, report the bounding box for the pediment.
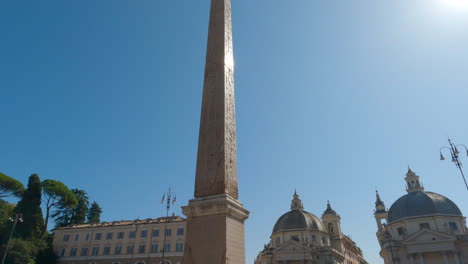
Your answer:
[274,239,307,252]
[404,229,455,244]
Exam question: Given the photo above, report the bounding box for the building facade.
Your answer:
[53,216,186,264]
[375,168,468,264]
[254,192,368,264]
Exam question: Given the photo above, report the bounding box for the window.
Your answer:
[176,242,184,252]
[419,223,430,230]
[117,232,124,239]
[80,248,88,256]
[312,235,316,241]
[95,233,102,240]
[151,244,158,253]
[165,229,172,236]
[291,235,299,242]
[70,248,77,256]
[127,245,134,254]
[63,234,70,242]
[85,233,90,241]
[60,248,66,257]
[115,246,122,255]
[276,237,280,246]
[397,227,406,236]
[106,232,113,240]
[141,230,147,238]
[177,228,184,236]
[322,237,327,245]
[129,231,136,239]
[74,234,80,241]
[163,243,171,252]
[103,246,110,255]
[152,230,160,237]
[91,247,99,256]
[139,244,146,253]
[449,222,458,231]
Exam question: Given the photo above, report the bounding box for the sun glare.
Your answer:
[440,0,468,9]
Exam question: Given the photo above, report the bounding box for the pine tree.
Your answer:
[87,201,102,224]
[40,180,77,237]
[15,174,44,239]
[53,189,89,227]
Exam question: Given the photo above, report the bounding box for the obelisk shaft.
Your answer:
[183,1,249,263]
[194,0,238,200]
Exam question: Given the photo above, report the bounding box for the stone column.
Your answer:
[442,252,449,264]
[453,251,462,264]
[419,253,425,264]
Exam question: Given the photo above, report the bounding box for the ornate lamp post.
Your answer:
[160,188,176,264]
[440,138,468,191]
[1,213,23,264]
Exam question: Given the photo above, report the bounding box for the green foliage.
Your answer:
[0,237,57,264]
[40,180,77,237]
[15,174,44,239]
[35,235,57,264]
[0,238,37,264]
[53,189,89,228]
[0,172,25,198]
[87,201,102,224]
[0,199,16,242]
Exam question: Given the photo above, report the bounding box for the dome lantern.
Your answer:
[291,190,304,210]
[405,167,424,192]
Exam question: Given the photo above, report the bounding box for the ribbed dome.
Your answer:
[273,210,325,233]
[388,191,462,223]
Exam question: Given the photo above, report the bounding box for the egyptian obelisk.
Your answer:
[182,0,249,263]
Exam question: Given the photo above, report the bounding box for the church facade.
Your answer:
[254,192,368,264]
[374,168,468,264]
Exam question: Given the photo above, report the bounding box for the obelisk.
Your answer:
[182,0,249,263]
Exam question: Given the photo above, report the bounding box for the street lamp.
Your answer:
[440,138,468,191]
[1,213,23,264]
[160,188,176,264]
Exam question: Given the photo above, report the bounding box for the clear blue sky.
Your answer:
[1,0,468,263]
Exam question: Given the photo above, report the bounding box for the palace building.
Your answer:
[53,216,186,264]
[375,168,468,264]
[254,192,368,264]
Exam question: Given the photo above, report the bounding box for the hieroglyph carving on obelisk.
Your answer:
[194,0,238,200]
[183,0,249,263]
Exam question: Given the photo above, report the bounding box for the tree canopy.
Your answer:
[15,174,44,239]
[53,189,89,228]
[87,201,102,224]
[41,180,77,237]
[0,172,25,198]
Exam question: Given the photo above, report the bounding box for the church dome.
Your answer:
[272,192,326,233]
[273,209,326,233]
[388,191,462,223]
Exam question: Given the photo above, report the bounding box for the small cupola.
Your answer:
[291,190,304,210]
[323,201,338,216]
[405,167,424,192]
[375,190,386,213]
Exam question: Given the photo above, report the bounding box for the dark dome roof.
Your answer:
[273,210,325,233]
[388,191,462,223]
